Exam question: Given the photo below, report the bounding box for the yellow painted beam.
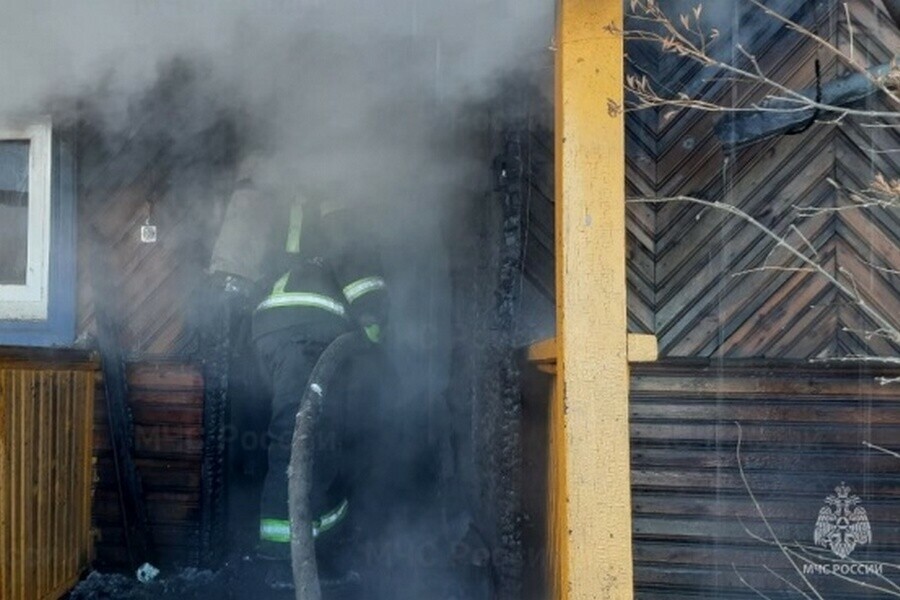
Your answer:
[527,338,558,365]
[627,334,659,363]
[555,0,632,598]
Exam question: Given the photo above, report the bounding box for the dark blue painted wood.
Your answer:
[0,132,77,347]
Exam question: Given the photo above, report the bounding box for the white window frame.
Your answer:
[0,118,52,321]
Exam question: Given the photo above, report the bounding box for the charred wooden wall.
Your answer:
[93,363,204,568]
[64,65,235,570]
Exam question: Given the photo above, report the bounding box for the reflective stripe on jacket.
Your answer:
[252,199,388,340]
[321,207,389,329]
[258,272,347,317]
[251,260,350,342]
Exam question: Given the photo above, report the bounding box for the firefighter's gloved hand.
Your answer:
[364,324,381,344]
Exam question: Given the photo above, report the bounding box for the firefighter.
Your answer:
[251,191,388,590]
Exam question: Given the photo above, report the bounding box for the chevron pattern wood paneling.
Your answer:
[522,0,899,359]
[654,0,900,359]
[75,124,231,359]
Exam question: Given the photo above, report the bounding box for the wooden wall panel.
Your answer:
[630,361,900,599]
[92,362,204,568]
[74,98,233,360]
[524,0,899,360]
[0,349,97,600]
[523,357,900,599]
[653,0,900,359]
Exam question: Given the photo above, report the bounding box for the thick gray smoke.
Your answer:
[1,1,554,597]
[1,0,552,204]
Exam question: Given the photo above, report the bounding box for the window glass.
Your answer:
[0,140,29,285]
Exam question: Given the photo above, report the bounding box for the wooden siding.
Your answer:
[522,356,900,599]
[74,90,233,359]
[0,348,97,600]
[92,362,204,568]
[630,361,900,599]
[76,174,227,358]
[523,0,900,358]
[653,0,900,359]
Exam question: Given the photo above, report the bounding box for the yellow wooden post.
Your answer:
[555,1,632,598]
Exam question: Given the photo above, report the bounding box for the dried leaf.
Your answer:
[872,174,900,198]
[680,14,690,29]
[662,109,679,123]
[693,4,703,20]
[607,98,623,117]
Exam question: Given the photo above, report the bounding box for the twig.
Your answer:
[844,3,854,64]
[732,564,779,600]
[735,422,825,600]
[731,266,816,277]
[789,224,819,259]
[738,468,900,598]
[809,355,900,365]
[863,440,900,459]
[624,0,900,123]
[763,564,817,600]
[746,0,900,106]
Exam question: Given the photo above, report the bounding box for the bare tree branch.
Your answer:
[735,422,826,600]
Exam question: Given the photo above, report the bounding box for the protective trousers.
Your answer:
[255,328,351,561]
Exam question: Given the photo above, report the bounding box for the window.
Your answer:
[0,120,52,320]
[0,118,76,347]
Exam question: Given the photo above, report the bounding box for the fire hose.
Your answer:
[287,330,372,600]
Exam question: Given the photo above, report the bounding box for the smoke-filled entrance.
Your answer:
[65,62,536,600]
[0,2,554,597]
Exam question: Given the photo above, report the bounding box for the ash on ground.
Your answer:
[69,568,228,600]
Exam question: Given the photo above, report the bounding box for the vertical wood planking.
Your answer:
[547,371,567,600]
[556,0,633,598]
[62,371,74,595]
[50,374,60,590]
[0,353,97,600]
[20,371,29,600]
[0,371,9,600]
[71,372,82,580]
[38,372,49,597]
[81,373,94,568]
